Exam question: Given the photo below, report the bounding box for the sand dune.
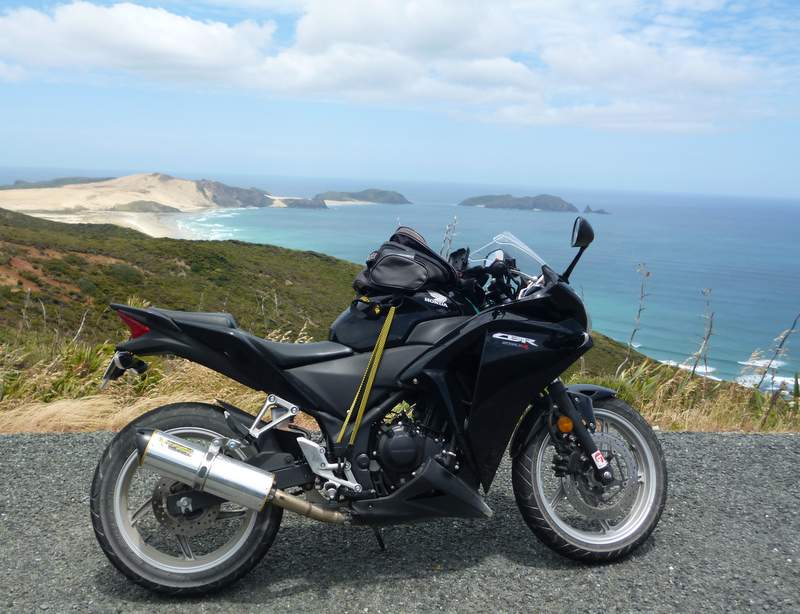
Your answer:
[0,173,215,214]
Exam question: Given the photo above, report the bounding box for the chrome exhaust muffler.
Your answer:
[135,429,345,524]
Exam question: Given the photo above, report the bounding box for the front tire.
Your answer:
[512,397,667,562]
[90,402,283,594]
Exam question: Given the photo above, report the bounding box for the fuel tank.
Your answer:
[329,291,469,351]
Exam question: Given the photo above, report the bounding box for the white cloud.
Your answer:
[0,60,24,81]
[0,2,276,77]
[194,0,310,13]
[0,0,793,130]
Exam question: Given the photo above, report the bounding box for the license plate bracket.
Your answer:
[100,351,149,389]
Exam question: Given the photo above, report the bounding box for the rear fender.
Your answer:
[112,307,280,394]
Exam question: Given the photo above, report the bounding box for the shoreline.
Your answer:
[27,210,195,239]
[322,199,376,207]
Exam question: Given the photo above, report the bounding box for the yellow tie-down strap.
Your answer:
[337,305,396,446]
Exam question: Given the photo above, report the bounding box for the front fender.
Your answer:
[509,384,617,458]
[565,383,617,401]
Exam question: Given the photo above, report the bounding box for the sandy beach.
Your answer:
[322,199,375,206]
[29,210,193,238]
[0,173,230,238]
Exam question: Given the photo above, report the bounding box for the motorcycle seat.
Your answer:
[151,308,238,329]
[149,306,353,368]
[251,338,354,369]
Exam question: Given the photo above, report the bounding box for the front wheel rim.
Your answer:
[532,407,659,547]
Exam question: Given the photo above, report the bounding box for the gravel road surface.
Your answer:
[1,432,798,613]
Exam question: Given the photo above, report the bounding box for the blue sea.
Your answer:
[173,175,800,385]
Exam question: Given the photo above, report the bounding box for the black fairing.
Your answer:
[398,286,592,491]
[113,304,321,409]
[350,458,493,524]
[284,344,429,418]
[329,291,466,351]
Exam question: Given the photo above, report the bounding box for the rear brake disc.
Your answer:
[151,479,220,537]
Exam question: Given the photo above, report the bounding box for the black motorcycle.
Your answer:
[91,218,667,594]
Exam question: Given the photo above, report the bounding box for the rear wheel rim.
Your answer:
[532,407,658,547]
[113,426,258,573]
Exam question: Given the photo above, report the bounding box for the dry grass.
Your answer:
[3,353,797,434]
[0,360,320,433]
[0,323,319,434]
[1,302,797,434]
[571,360,800,432]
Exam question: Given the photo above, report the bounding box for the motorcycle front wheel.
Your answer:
[512,397,667,561]
[90,402,283,594]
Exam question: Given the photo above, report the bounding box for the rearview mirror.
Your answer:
[484,249,505,267]
[571,217,594,248]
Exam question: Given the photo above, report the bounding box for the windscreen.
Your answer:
[469,231,548,281]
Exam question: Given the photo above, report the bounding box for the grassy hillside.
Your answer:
[0,207,358,343]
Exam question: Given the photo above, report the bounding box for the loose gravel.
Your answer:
[1,432,798,613]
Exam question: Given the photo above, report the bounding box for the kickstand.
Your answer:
[372,527,386,552]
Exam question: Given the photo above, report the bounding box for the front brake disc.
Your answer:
[562,432,639,521]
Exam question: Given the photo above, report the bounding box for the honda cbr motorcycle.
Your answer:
[91,217,667,594]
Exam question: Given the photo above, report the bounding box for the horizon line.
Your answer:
[1,164,798,204]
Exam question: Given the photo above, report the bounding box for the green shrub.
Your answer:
[107,263,142,284]
[41,259,72,278]
[19,270,40,284]
[63,254,87,266]
[77,278,98,296]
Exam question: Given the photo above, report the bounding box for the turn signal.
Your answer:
[556,416,574,433]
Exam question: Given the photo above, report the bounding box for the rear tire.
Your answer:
[90,402,283,594]
[512,397,667,562]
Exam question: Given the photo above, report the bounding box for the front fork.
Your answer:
[549,380,614,485]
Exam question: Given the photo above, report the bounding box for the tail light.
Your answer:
[116,310,150,339]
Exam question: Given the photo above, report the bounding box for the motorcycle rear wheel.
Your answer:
[90,402,283,594]
[512,397,667,561]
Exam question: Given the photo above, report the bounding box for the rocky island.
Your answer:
[584,205,610,215]
[458,194,578,212]
[314,189,411,205]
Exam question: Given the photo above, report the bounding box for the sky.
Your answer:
[0,1,798,197]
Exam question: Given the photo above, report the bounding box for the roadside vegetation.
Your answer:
[1,208,797,433]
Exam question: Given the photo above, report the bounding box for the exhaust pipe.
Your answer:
[135,429,346,524]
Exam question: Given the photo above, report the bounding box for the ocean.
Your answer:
[174,176,800,385]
